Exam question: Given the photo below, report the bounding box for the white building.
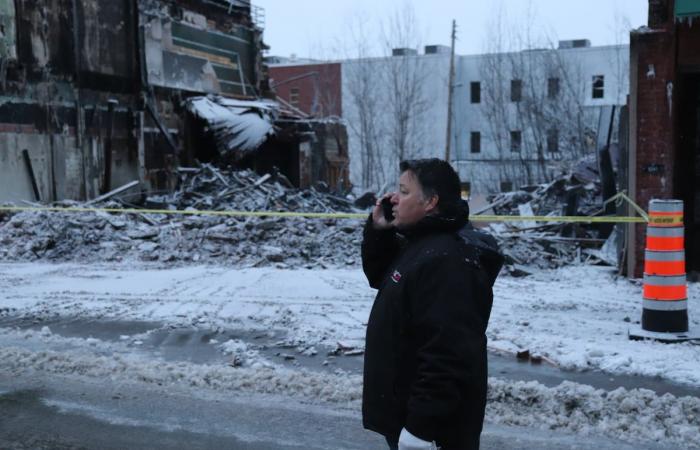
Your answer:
[277,41,629,195]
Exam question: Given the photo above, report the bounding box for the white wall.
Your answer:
[341,53,451,193]
[453,44,629,194]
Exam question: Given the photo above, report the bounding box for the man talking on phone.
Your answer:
[361,159,503,450]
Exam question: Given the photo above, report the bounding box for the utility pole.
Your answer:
[444,20,456,162]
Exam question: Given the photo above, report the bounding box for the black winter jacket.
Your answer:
[361,202,503,450]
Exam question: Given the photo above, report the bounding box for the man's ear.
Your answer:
[424,194,439,214]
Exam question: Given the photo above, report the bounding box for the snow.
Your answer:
[1,262,700,446]
[186,96,278,155]
[2,263,698,387]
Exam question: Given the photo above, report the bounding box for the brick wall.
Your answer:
[631,29,678,276]
[269,63,342,117]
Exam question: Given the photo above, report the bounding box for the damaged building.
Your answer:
[627,0,700,279]
[0,0,349,203]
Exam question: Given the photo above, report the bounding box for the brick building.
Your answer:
[268,61,342,118]
[627,0,700,278]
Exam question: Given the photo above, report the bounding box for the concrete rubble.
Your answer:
[478,158,617,275]
[0,166,362,269]
[0,159,620,274]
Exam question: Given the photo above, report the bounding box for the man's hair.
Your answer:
[399,158,462,214]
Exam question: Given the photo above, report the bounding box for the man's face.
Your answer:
[390,170,436,228]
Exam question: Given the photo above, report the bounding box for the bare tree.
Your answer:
[342,13,386,190]
[479,2,590,191]
[380,4,430,172]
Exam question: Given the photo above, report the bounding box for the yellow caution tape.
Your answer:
[648,215,683,226]
[0,205,648,223]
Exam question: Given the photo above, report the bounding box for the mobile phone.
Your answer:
[381,197,395,222]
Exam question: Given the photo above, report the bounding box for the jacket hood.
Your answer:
[457,222,504,287]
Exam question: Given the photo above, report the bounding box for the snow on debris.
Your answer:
[0,167,362,268]
[186,96,277,158]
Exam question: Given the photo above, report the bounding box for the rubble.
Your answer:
[0,166,363,269]
[476,157,618,274]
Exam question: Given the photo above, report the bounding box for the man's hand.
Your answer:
[398,428,437,450]
[371,193,395,230]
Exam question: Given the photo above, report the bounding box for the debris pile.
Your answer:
[476,163,616,275]
[0,167,363,268]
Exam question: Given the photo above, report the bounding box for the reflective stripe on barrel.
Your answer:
[645,227,685,251]
[649,200,684,227]
[644,250,686,276]
[643,299,688,311]
[642,274,687,300]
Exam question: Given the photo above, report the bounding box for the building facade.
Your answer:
[627,0,700,278]
[453,43,629,194]
[272,43,629,195]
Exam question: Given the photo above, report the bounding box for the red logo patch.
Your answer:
[391,270,402,283]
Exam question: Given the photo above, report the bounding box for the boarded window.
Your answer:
[511,79,522,102]
[547,77,560,99]
[510,131,522,152]
[470,132,481,153]
[547,129,559,152]
[592,75,605,99]
[470,82,481,103]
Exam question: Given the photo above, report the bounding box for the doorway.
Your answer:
[677,73,700,278]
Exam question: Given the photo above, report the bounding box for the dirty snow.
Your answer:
[1,262,700,447]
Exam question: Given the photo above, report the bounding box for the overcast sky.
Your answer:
[252,0,648,58]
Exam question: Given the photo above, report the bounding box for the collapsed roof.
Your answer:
[186,96,279,159]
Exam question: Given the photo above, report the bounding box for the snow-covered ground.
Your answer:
[1,263,699,447]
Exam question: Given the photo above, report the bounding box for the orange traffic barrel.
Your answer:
[642,199,688,333]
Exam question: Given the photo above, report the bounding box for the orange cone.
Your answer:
[630,199,698,342]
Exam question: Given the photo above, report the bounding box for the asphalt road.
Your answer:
[0,369,679,450]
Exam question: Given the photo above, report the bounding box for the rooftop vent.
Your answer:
[392,48,418,57]
[424,45,450,55]
[558,39,591,49]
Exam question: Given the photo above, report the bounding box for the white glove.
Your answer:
[398,428,438,450]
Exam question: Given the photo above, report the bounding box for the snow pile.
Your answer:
[219,339,269,368]
[487,378,700,448]
[1,328,698,448]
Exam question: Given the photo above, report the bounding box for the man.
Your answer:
[361,159,503,450]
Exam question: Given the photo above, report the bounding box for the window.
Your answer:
[290,87,300,107]
[461,182,471,199]
[470,82,481,104]
[511,79,522,102]
[547,129,559,152]
[510,131,522,152]
[500,181,513,192]
[592,75,604,99]
[547,77,560,99]
[470,132,481,153]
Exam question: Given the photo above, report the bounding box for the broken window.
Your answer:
[547,129,559,152]
[500,181,513,192]
[510,131,522,152]
[470,82,481,104]
[547,77,560,99]
[592,75,605,99]
[470,131,481,153]
[290,87,300,107]
[511,79,522,102]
